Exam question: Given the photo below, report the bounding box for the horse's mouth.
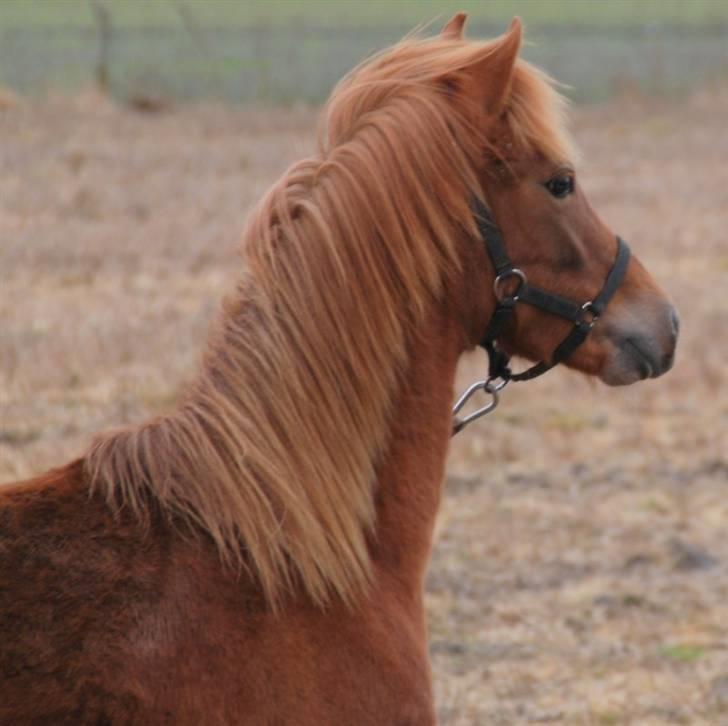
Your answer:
[624,338,655,380]
[599,327,677,387]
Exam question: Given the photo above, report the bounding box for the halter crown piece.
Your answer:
[452,198,631,435]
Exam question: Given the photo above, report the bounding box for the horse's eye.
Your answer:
[545,175,574,199]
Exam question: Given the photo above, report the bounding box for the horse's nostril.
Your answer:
[661,350,675,373]
[669,307,680,338]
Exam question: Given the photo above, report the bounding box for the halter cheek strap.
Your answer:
[452,198,631,435]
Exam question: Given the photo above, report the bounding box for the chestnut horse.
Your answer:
[0,15,678,725]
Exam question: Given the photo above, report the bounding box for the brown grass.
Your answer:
[2,87,727,724]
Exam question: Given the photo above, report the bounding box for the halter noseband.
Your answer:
[453,198,631,435]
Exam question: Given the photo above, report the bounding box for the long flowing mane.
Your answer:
[85,32,574,608]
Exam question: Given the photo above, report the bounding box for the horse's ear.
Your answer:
[458,17,522,116]
[441,12,467,39]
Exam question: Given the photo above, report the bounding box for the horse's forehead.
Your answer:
[480,124,570,176]
[510,151,570,175]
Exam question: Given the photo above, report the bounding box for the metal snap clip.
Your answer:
[452,379,501,434]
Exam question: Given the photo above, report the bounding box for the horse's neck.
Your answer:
[370,305,463,596]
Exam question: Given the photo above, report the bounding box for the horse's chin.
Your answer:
[599,361,649,387]
[598,332,676,387]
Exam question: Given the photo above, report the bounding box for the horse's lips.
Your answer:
[623,338,655,379]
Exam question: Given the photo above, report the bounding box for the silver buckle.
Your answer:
[579,301,600,328]
[493,268,527,301]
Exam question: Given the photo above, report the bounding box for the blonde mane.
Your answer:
[85,31,574,608]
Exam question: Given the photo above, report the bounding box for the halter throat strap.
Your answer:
[474,197,631,383]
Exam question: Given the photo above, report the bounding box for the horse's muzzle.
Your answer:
[601,301,679,386]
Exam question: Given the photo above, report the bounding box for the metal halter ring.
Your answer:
[485,376,509,392]
[579,301,600,328]
[493,268,527,301]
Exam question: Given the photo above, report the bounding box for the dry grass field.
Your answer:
[1,86,727,724]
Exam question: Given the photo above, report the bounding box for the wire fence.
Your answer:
[1,21,726,105]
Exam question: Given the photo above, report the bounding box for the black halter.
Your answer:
[452,198,631,435]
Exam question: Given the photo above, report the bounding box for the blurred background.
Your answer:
[1,0,727,104]
[1,1,727,724]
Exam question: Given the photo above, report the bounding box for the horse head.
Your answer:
[439,15,678,386]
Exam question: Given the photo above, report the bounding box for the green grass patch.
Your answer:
[594,711,621,726]
[661,643,706,663]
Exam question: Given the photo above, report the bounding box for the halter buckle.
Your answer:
[493,268,527,302]
[579,301,600,329]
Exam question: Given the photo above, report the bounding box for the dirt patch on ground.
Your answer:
[1,89,727,724]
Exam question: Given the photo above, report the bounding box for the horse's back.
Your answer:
[0,464,434,725]
[0,462,171,723]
